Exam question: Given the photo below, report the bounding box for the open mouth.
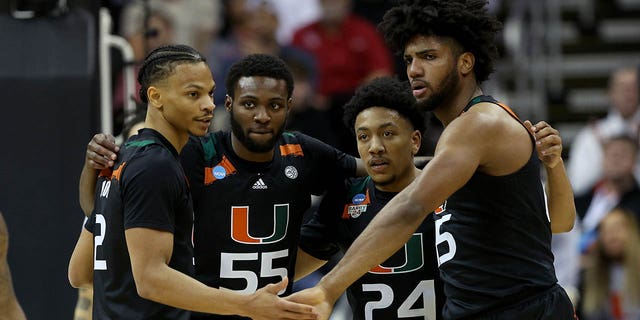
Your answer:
[411,81,427,97]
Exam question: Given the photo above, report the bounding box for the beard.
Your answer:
[229,114,285,153]
[415,63,459,112]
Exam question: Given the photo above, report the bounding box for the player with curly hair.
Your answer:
[287,1,577,319]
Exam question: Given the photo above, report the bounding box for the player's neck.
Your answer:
[375,167,421,193]
[435,85,483,127]
[145,114,189,154]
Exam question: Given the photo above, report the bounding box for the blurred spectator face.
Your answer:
[247,0,279,39]
[320,0,351,24]
[608,68,639,119]
[599,209,629,260]
[146,14,174,53]
[602,137,638,182]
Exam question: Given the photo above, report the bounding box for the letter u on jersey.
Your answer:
[231,204,289,244]
[369,233,424,274]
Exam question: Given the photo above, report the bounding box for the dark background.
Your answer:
[0,1,100,318]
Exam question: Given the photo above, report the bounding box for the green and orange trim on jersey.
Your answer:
[279,144,304,157]
[204,155,237,185]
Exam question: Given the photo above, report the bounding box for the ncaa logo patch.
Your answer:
[352,193,366,204]
[284,166,298,179]
[213,166,227,179]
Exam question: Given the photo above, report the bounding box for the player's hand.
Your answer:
[244,277,318,320]
[85,133,119,170]
[285,286,333,320]
[524,120,563,168]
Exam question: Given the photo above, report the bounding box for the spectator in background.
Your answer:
[580,207,640,320]
[209,0,318,131]
[114,1,175,135]
[575,134,640,253]
[568,66,640,195]
[291,0,394,155]
[284,57,335,145]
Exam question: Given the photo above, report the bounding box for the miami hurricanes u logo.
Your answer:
[231,204,289,244]
[369,233,424,274]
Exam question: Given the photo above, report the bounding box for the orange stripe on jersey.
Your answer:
[98,168,113,178]
[280,144,304,157]
[111,162,126,182]
[496,102,521,122]
[204,155,237,185]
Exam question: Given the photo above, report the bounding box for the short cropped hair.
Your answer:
[225,54,295,99]
[343,77,426,133]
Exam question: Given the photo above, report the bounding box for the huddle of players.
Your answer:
[70,0,577,319]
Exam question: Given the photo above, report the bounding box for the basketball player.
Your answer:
[78,54,361,320]
[286,0,577,319]
[69,46,318,320]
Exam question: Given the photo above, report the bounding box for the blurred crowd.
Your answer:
[101,1,640,319]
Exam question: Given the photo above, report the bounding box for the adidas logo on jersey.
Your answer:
[252,178,268,190]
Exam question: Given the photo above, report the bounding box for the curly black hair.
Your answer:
[379,0,502,83]
[225,54,294,99]
[343,77,426,133]
[137,44,207,103]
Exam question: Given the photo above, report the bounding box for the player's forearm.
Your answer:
[317,191,425,303]
[134,264,253,316]
[68,229,94,288]
[79,165,98,217]
[545,159,576,233]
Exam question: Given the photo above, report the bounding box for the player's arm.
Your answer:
[68,222,95,289]
[295,248,327,281]
[287,111,491,317]
[0,212,27,320]
[525,121,576,233]
[79,134,119,216]
[126,228,317,319]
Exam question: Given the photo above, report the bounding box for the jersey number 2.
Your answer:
[94,213,107,270]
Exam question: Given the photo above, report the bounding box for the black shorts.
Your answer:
[469,284,577,320]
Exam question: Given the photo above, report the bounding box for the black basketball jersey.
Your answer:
[301,176,445,320]
[85,128,194,320]
[433,96,557,319]
[180,131,356,320]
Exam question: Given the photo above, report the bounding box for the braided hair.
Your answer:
[137,44,207,103]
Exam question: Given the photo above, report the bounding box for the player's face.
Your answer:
[599,210,629,260]
[355,107,420,192]
[404,35,460,112]
[227,76,290,154]
[156,61,215,137]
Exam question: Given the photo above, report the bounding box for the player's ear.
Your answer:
[225,94,233,112]
[411,130,421,155]
[458,52,475,76]
[147,86,162,110]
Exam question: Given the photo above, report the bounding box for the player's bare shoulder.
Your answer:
[458,102,532,175]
